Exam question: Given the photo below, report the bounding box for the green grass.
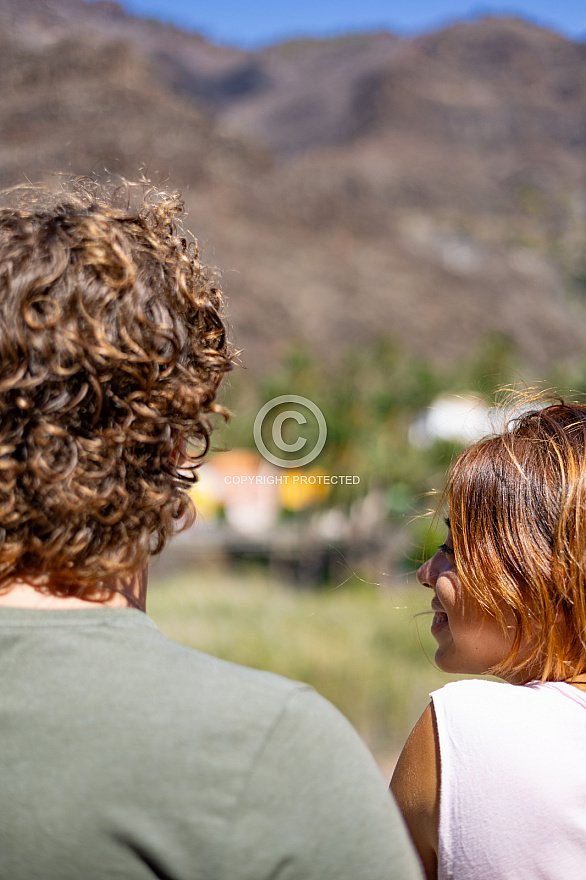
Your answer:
[147,565,467,771]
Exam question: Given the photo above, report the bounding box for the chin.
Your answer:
[434,649,455,673]
[435,650,475,676]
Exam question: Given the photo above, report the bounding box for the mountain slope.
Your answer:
[0,2,584,373]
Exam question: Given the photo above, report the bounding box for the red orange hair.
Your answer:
[448,401,586,682]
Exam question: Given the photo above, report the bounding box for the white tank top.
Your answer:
[431,679,586,880]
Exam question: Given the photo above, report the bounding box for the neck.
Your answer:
[0,569,148,612]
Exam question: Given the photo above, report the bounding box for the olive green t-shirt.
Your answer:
[0,606,422,880]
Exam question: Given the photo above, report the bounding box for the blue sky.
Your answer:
[107,0,586,47]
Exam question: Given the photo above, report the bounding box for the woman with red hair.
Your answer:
[392,401,586,879]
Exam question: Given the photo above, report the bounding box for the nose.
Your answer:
[417,551,441,589]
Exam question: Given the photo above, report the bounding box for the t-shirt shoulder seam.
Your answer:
[224,684,315,820]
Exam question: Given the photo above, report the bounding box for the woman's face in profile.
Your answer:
[417,528,519,679]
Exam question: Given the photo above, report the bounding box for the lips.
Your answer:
[431,598,449,635]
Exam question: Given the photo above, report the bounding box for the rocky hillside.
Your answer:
[0,0,585,375]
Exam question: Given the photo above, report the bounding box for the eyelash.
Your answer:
[438,543,454,555]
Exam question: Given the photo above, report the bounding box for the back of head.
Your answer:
[448,400,586,681]
[0,178,232,594]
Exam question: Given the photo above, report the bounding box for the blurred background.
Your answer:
[3,0,586,772]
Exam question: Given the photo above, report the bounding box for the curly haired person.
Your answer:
[0,179,421,880]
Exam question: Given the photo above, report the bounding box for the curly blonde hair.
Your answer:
[0,178,232,593]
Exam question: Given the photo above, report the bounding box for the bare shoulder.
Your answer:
[391,703,439,880]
